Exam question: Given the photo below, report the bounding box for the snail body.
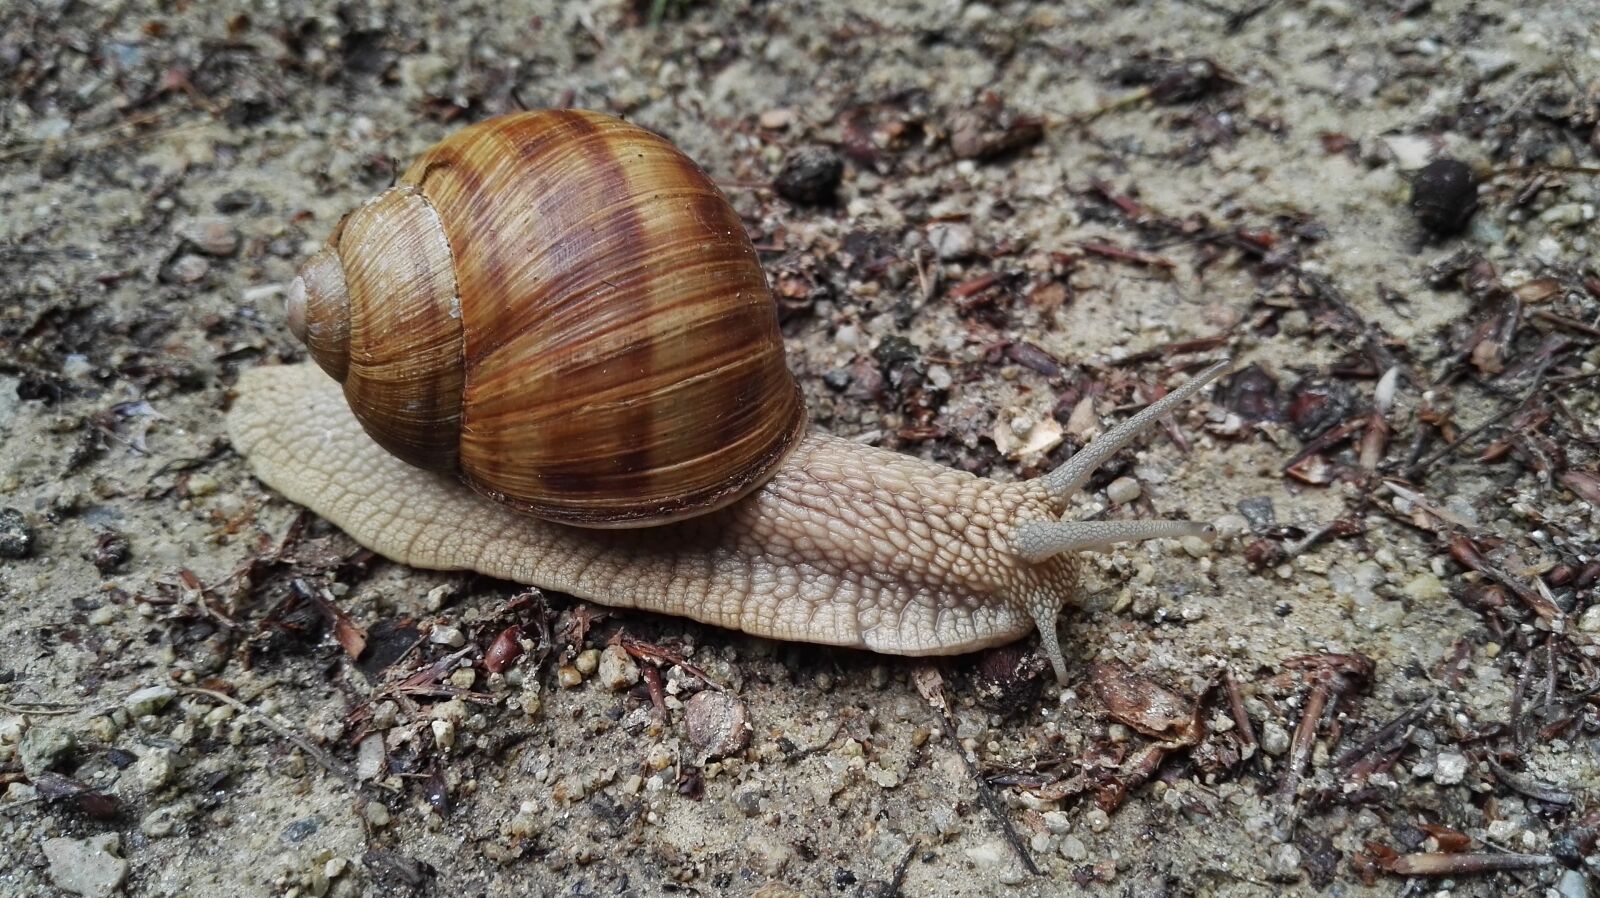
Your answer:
[230,110,1226,682]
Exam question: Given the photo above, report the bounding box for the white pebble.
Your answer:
[431,719,456,751]
[1578,605,1600,634]
[1059,834,1088,861]
[1106,477,1141,505]
[429,625,465,648]
[124,685,176,717]
[1261,722,1291,756]
[598,645,641,691]
[1433,751,1468,785]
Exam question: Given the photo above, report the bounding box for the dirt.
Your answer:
[3,2,1599,897]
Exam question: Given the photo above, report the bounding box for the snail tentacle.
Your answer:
[1034,359,1231,504]
[1013,519,1216,564]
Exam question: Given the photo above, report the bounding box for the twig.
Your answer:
[614,634,725,692]
[877,840,920,898]
[914,666,1038,876]
[1334,697,1435,770]
[1061,87,1153,125]
[933,707,1039,876]
[1074,239,1176,271]
[1447,535,1563,621]
[1222,670,1257,754]
[1407,385,1543,478]
[1531,309,1600,340]
[176,686,355,784]
[1485,757,1573,806]
[1387,852,1553,876]
[0,701,82,716]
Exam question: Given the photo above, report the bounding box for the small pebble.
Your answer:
[370,701,398,729]
[574,648,600,675]
[1410,158,1478,235]
[176,217,240,256]
[597,645,641,691]
[1577,605,1600,634]
[356,734,385,781]
[42,834,129,898]
[363,801,391,827]
[732,787,763,816]
[0,507,34,558]
[19,725,74,777]
[431,719,456,751]
[1261,722,1291,757]
[557,664,584,688]
[165,253,211,284]
[685,691,752,762]
[185,473,219,497]
[1236,497,1275,530]
[1433,751,1468,785]
[1402,572,1447,603]
[773,146,843,205]
[758,108,795,130]
[1086,808,1110,833]
[1267,843,1303,881]
[429,625,465,648]
[140,803,187,838]
[134,748,176,792]
[1540,203,1587,228]
[125,685,177,717]
[927,222,976,261]
[1216,512,1254,537]
[424,584,451,611]
[645,742,674,772]
[1106,477,1141,505]
[964,840,1026,885]
[1558,868,1590,898]
[1059,834,1088,861]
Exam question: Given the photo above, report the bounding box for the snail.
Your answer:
[227,109,1227,684]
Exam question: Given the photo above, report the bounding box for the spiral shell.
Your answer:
[286,110,806,528]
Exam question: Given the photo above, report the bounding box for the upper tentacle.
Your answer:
[1035,359,1231,505]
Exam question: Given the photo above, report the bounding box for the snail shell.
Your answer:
[286,110,806,528]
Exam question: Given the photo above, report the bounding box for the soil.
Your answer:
[3,2,1599,897]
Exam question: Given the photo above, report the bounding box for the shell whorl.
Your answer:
[288,109,806,528]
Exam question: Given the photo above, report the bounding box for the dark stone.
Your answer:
[969,643,1048,716]
[0,507,34,558]
[1286,378,1358,441]
[774,146,844,205]
[1411,158,1478,235]
[92,530,131,573]
[1236,497,1276,531]
[281,817,321,842]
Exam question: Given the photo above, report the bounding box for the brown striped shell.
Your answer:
[285,110,806,528]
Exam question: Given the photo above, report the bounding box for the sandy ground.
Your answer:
[3,1,1600,896]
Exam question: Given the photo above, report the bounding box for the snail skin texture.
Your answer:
[227,109,1225,683]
